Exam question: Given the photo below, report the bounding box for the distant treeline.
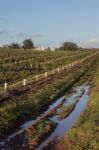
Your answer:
[0,39,98,51]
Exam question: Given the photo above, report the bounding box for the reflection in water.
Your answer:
[37,86,89,150]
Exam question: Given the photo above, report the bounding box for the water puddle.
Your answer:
[36,86,89,150]
[21,87,82,129]
[0,85,89,150]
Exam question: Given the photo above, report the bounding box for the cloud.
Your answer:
[81,38,99,48]
[0,30,15,40]
[18,32,28,38]
[0,29,13,37]
[0,30,7,36]
[88,38,99,43]
[18,32,42,39]
[32,33,42,38]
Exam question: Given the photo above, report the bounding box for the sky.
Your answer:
[0,0,99,48]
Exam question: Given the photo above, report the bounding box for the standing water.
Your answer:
[0,86,89,150]
[36,86,90,150]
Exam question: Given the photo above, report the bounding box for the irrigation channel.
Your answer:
[36,85,89,150]
[0,85,90,150]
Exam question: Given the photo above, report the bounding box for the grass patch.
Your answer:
[57,54,99,150]
[0,56,97,137]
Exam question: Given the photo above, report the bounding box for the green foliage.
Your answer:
[35,119,51,133]
[61,42,78,51]
[57,105,69,115]
[0,49,94,88]
[26,119,51,140]
[22,39,34,49]
[0,49,98,137]
[8,43,20,49]
[61,56,99,150]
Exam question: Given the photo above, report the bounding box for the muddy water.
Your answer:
[0,86,80,145]
[0,86,89,150]
[36,86,89,150]
[20,87,82,129]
